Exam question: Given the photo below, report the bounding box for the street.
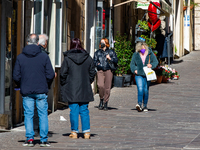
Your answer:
[1,50,200,150]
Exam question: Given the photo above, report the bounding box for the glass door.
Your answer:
[95,1,103,50]
[4,17,12,128]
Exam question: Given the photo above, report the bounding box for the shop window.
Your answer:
[34,0,44,34]
[95,6,103,50]
[43,0,50,35]
[55,0,62,67]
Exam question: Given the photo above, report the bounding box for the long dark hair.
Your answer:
[70,38,84,50]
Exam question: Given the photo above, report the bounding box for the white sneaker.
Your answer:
[143,107,148,112]
[136,104,142,112]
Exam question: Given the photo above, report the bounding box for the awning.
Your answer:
[114,0,173,17]
[114,0,149,8]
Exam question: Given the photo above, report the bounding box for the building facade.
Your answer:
[0,0,97,129]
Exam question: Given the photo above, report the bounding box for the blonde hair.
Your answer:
[135,42,149,53]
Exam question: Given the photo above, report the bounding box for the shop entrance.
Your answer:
[0,0,13,129]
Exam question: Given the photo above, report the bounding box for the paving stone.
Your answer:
[1,50,200,149]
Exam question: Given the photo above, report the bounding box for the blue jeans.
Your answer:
[68,103,90,133]
[135,75,151,108]
[22,94,48,142]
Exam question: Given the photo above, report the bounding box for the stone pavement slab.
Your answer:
[1,51,200,149]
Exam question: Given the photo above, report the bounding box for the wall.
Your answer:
[194,0,200,50]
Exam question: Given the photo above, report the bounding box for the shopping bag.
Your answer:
[143,66,157,81]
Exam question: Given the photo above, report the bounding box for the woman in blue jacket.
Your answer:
[130,42,158,112]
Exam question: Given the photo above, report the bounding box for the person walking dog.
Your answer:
[60,38,96,139]
[93,38,118,111]
[13,34,55,147]
[130,42,158,112]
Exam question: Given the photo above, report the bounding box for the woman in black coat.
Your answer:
[93,38,118,110]
[60,38,96,139]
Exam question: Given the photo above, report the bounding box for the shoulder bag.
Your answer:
[143,55,157,81]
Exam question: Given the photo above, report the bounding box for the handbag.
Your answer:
[143,55,157,81]
[108,60,118,71]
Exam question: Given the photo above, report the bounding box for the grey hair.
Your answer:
[38,34,49,46]
[26,34,39,45]
[135,42,149,53]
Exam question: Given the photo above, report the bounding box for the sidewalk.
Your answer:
[1,50,200,149]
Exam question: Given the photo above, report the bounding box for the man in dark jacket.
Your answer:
[33,33,52,137]
[13,34,55,147]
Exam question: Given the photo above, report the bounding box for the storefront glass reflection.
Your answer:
[95,6,102,50]
[34,0,42,34]
[5,17,12,113]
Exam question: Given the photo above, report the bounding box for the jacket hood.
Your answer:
[22,45,41,57]
[63,49,89,65]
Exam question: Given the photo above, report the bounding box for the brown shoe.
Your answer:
[84,132,90,139]
[69,132,77,139]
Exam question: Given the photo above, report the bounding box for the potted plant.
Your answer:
[172,69,180,80]
[114,33,134,87]
[161,68,174,83]
[190,1,199,10]
[137,20,150,32]
[141,35,157,49]
[154,66,163,84]
[183,1,187,11]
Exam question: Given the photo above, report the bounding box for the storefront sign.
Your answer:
[160,0,173,16]
[136,0,159,10]
[136,2,150,10]
[184,13,190,51]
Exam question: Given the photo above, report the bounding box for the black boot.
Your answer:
[98,99,104,110]
[104,102,108,111]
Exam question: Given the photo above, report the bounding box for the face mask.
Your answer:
[101,43,106,48]
[140,49,146,54]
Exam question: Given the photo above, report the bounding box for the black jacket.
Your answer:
[93,48,118,71]
[39,45,50,55]
[13,44,55,96]
[60,49,96,103]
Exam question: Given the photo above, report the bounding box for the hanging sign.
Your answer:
[136,2,150,10]
[136,0,159,10]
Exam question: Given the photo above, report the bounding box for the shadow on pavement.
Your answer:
[94,106,118,110]
[63,133,97,138]
[18,139,58,144]
[131,108,157,111]
[172,59,183,64]
[57,106,69,111]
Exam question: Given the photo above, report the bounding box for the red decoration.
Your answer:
[103,9,105,30]
[148,2,161,32]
